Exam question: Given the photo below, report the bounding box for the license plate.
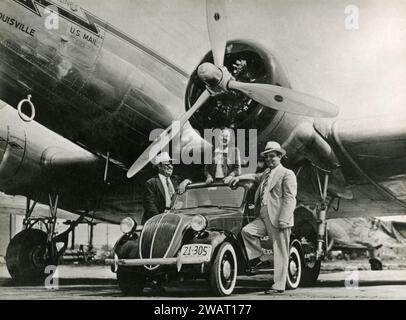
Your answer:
[180,244,212,263]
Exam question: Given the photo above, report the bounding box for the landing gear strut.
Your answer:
[5,193,84,284]
[297,167,336,287]
[314,168,336,261]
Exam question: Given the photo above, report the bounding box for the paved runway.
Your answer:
[1,264,406,299]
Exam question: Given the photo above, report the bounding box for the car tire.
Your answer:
[300,259,321,287]
[369,258,383,271]
[6,229,50,284]
[117,268,146,296]
[286,240,303,290]
[209,242,237,296]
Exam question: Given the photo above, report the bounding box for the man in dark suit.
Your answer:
[142,152,192,224]
[204,127,241,185]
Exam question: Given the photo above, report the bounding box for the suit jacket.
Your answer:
[243,164,297,227]
[204,146,241,179]
[142,175,181,224]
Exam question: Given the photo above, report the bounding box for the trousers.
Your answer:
[241,206,291,290]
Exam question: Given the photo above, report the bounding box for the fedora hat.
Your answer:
[152,152,173,165]
[260,141,286,157]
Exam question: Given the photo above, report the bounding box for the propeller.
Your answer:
[126,90,210,178]
[227,81,339,118]
[206,0,227,67]
[202,0,339,118]
[127,0,228,178]
[127,0,339,178]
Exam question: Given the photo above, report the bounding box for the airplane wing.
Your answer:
[310,114,406,219]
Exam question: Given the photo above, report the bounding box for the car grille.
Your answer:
[139,213,183,270]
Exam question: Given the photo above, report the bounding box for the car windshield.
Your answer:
[173,186,245,209]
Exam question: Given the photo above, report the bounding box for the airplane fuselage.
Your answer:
[0,0,405,223]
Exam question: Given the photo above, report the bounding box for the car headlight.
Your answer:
[120,217,136,234]
[190,215,207,232]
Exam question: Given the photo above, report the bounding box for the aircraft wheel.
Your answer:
[6,229,50,284]
[117,268,146,296]
[369,258,383,271]
[286,240,303,290]
[209,242,237,296]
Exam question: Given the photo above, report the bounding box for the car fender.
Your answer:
[113,234,140,259]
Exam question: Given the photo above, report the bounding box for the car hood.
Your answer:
[171,207,244,236]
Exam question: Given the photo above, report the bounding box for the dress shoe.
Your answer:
[270,285,285,293]
[264,289,284,294]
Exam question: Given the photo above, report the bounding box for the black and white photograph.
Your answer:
[0,0,406,307]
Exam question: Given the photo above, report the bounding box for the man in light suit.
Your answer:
[229,141,297,293]
[142,152,191,224]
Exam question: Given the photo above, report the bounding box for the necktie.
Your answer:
[166,177,175,200]
[258,170,271,206]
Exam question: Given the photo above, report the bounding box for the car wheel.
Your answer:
[300,259,321,287]
[117,268,146,296]
[6,229,50,284]
[286,241,302,290]
[209,242,237,296]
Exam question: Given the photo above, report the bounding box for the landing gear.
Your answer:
[5,193,84,284]
[6,229,50,284]
[289,166,337,288]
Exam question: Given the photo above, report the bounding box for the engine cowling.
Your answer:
[0,101,99,195]
[185,40,291,133]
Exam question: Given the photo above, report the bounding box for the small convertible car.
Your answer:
[106,179,320,296]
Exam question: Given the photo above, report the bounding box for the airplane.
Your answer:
[0,0,405,287]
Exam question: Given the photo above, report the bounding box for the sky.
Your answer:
[80,0,406,119]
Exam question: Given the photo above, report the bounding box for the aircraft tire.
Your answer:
[5,229,49,284]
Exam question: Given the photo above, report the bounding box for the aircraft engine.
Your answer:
[0,101,98,195]
[185,40,291,134]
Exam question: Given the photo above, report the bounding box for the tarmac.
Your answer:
[0,261,406,300]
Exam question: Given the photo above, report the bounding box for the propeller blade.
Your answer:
[228,81,339,118]
[206,0,227,67]
[126,90,210,178]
